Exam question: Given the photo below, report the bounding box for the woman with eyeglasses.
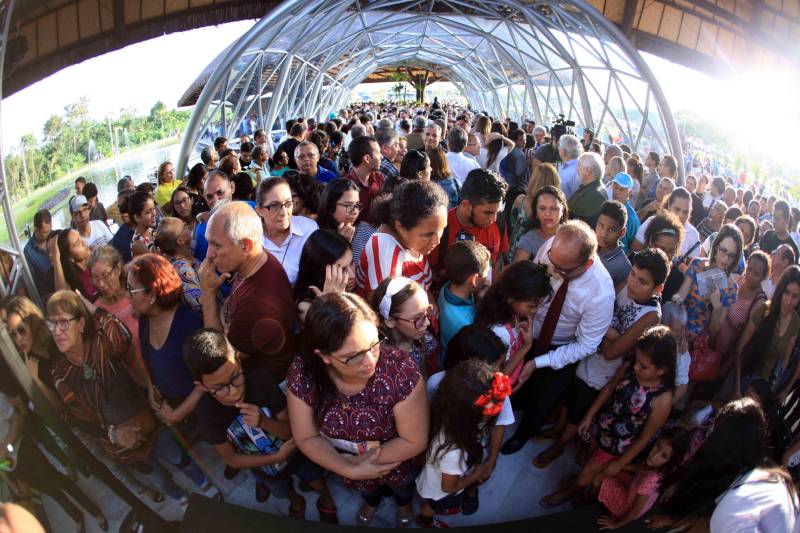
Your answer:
[125,254,215,494]
[672,224,744,339]
[317,179,375,265]
[286,293,428,527]
[128,190,158,258]
[46,290,184,504]
[256,177,319,286]
[370,277,436,372]
[170,186,199,251]
[88,246,148,388]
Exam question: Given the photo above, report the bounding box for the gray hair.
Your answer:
[375,128,399,148]
[208,201,263,249]
[447,127,468,153]
[533,126,547,136]
[578,152,604,181]
[350,123,366,139]
[377,118,394,130]
[558,134,583,160]
[412,116,427,130]
[606,144,623,158]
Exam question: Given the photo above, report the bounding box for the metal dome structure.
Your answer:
[176,0,683,178]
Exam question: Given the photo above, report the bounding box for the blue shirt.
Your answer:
[139,304,201,400]
[315,166,337,184]
[23,238,54,298]
[111,224,134,264]
[558,158,580,199]
[437,281,476,360]
[194,200,257,262]
[622,201,641,254]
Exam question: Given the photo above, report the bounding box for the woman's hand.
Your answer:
[48,236,60,263]
[577,417,592,439]
[516,315,534,349]
[156,403,180,425]
[597,515,622,530]
[338,222,356,242]
[346,449,401,480]
[603,459,623,478]
[309,264,350,297]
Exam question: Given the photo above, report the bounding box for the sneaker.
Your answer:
[416,515,450,528]
[461,487,479,515]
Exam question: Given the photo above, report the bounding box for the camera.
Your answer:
[550,114,575,138]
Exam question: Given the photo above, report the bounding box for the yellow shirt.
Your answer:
[154,179,182,208]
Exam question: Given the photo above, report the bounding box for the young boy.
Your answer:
[609,172,641,254]
[185,329,338,522]
[437,240,491,358]
[596,200,631,293]
[532,248,670,468]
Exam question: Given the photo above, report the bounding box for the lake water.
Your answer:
[44,142,183,232]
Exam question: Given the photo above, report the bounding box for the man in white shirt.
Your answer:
[445,127,480,185]
[69,195,112,250]
[633,187,702,259]
[501,221,615,455]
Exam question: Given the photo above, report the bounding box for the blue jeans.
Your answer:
[150,428,207,493]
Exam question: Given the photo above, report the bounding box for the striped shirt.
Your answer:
[357,232,431,295]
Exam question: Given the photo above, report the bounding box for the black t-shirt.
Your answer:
[196,366,286,448]
[276,139,301,169]
[759,230,799,263]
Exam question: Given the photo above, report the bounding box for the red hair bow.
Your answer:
[473,372,511,416]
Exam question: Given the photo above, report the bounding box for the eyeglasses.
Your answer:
[717,245,737,260]
[393,306,434,329]
[260,200,293,212]
[175,196,192,206]
[336,202,363,214]
[329,337,382,366]
[208,369,245,397]
[90,269,116,284]
[8,323,26,340]
[45,317,78,332]
[126,283,148,295]
[548,249,586,278]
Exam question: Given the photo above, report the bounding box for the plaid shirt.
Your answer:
[380,156,400,180]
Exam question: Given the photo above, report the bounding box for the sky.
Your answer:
[3,18,799,169]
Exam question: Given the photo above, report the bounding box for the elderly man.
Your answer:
[405,115,427,151]
[276,123,307,169]
[567,152,606,227]
[763,244,795,297]
[465,132,481,160]
[445,127,480,185]
[375,128,400,180]
[194,170,257,261]
[604,144,623,166]
[295,141,336,183]
[532,125,547,148]
[201,146,219,170]
[199,202,295,380]
[501,220,615,454]
[556,134,583,198]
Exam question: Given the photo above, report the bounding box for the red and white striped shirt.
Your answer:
[357,232,432,295]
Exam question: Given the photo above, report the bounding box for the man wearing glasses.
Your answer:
[193,171,257,263]
[295,142,337,184]
[501,221,615,455]
[186,329,336,513]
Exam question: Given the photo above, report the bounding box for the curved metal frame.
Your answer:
[177,0,683,181]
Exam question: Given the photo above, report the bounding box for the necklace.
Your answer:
[274,234,295,265]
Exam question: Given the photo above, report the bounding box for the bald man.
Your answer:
[198,202,295,380]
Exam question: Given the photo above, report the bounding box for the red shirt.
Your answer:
[223,253,295,380]
[344,167,385,224]
[429,207,509,267]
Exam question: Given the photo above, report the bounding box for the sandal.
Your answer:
[416,515,451,528]
[143,488,164,503]
[95,514,109,532]
[288,496,306,520]
[356,503,378,527]
[539,493,565,509]
[397,504,414,528]
[317,499,339,524]
[532,447,563,469]
[461,487,479,515]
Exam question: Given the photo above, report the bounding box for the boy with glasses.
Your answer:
[186,328,338,521]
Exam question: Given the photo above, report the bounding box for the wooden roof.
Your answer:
[4,0,799,98]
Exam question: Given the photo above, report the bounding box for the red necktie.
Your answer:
[533,278,570,356]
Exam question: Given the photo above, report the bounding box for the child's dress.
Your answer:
[594,369,668,457]
[491,323,525,386]
[598,469,661,519]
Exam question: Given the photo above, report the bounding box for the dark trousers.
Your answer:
[512,362,578,440]
[362,482,414,507]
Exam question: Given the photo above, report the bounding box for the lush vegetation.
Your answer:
[2,100,190,202]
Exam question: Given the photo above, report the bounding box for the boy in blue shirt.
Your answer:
[437,240,491,359]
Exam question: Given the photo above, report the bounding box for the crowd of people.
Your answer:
[3,101,800,531]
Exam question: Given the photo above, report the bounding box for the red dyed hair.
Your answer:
[127,253,182,308]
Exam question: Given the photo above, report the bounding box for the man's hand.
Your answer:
[198,257,230,294]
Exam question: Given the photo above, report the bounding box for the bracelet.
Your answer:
[107,425,117,444]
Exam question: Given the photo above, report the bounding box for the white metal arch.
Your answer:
[177,0,683,179]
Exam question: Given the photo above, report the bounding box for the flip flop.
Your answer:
[317,499,339,524]
[288,496,306,520]
[539,494,565,509]
[532,448,562,469]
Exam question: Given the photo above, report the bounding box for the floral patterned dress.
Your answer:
[287,344,421,491]
[684,258,738,337]
[594,369,668,457]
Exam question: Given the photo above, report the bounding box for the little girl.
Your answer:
[541,325,675,508]
[596,427,690,530]
[474,261,551,387]
[371,277,438,373]
[416,360,511,528]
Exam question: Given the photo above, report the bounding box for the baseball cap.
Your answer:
[69,195,89,214]
[612,172,634,189]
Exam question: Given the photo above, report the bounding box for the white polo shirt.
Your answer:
[445,151,481,185]
[262,215,318,286]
